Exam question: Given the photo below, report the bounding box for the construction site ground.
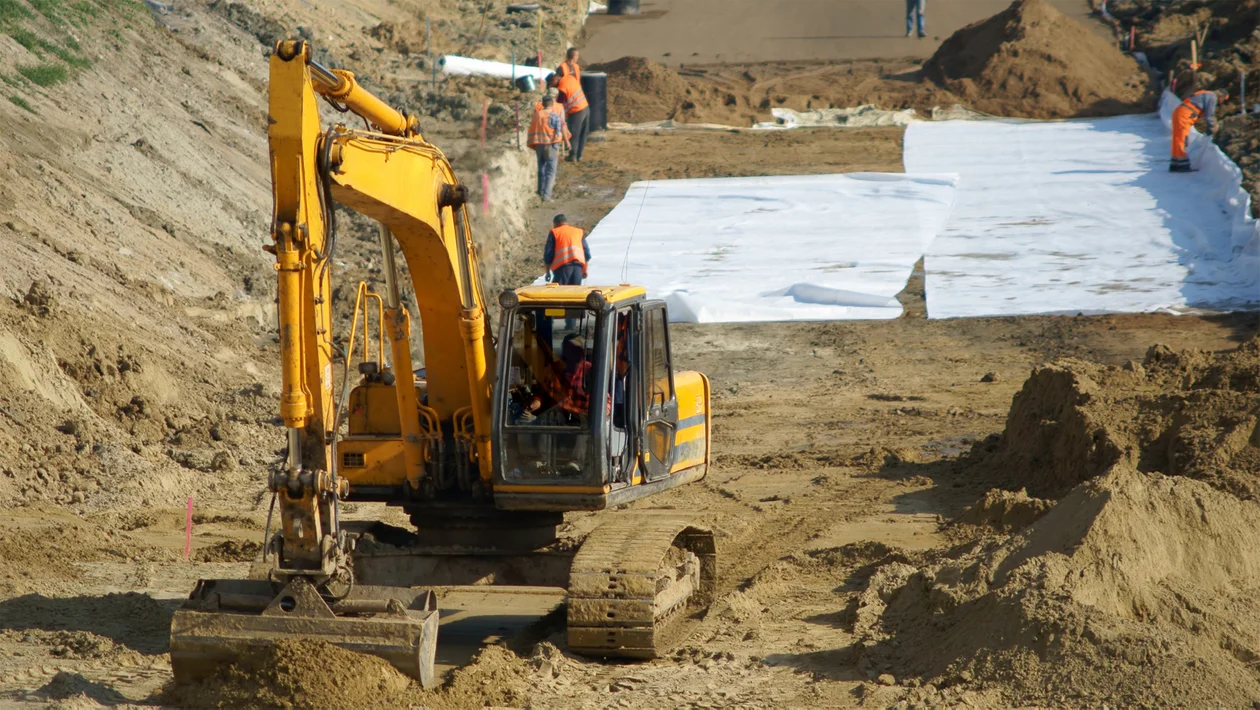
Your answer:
[0,0,1258,707]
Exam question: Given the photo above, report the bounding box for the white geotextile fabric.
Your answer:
[536,174,958,322]
[439,55,552,81]
[905,92,1260,319]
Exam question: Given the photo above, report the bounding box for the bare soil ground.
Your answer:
[1,0,1258,707]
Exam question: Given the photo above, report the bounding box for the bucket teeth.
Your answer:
[170,577,440,688]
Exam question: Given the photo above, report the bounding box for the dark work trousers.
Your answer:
[553,262,584,285]
[566,108,590,162]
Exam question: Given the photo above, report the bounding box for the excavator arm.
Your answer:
[169,41,494,686]
[266,40,494,577]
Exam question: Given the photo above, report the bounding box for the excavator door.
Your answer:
[639,302,677,481]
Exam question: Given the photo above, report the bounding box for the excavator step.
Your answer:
[170,577,440,688]
[566,517,716,658]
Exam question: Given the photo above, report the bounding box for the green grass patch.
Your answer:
[0,73,22,87]
[16,62,66,86]
[0,0,33,26]
[8,94,35,113]
[45,42,89,67]
[8,26,39,50]
[28,0,64,23]
[70,0,98,17]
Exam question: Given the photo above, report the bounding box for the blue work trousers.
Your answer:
[535,144,559,200]
[906,0,925,36]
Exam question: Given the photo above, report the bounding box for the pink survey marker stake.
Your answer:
[185,496,193,558]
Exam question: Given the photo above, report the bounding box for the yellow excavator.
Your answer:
[168,41,715,686]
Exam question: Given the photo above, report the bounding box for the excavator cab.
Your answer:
[491,285,710,511]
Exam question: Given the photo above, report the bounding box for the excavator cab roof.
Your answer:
[512,284,646,309]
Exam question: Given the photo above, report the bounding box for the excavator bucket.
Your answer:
[169,577,440,688]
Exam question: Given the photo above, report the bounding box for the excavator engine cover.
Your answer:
[169,577,439,688]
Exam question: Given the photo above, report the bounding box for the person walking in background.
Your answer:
[1170,74,1223,173]
[548,73,590,162]
[544,214,590,285]
[526,93,570,200]
[906,0,926,38]
[556,48,581,80]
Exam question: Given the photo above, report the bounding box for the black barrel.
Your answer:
[581,72,608,130]
[607,0,639,15]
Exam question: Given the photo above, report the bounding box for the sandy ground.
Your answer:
[3,113,1256,706]
[579,0,1101,65]
[0,0,1257,707]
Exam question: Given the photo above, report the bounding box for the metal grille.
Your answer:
[342,452,366,468]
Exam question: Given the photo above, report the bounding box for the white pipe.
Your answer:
[439,55,553,81]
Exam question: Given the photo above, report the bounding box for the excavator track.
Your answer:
[566,517,716,658]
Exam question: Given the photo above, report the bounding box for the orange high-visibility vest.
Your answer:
[549,224,586,270]
[557,74,588,115]
[526,102,570,148]
[557,59,580,80]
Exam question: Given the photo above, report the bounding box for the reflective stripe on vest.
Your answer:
[526,102,567,148]
[550,225,586,270]
[558,75,588,115]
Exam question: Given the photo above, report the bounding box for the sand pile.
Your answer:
[854,466,1260,707]
[165,639,424,709]
[588,57,692,124]
[973,337,1260,499]
[924,0,1154,118]
[847,338,1260,706]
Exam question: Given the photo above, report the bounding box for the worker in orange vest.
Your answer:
[1170,77,1222,173]
[544,213,590,285]
[556,48,580,81]
[526,93,571,200]
[548,73,591,163]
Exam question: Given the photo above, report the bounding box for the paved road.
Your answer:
[580,0,1102,66]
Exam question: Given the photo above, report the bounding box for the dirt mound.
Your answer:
[924,0,1154,118]
[192,539,261,563]
[955,488,1052,532]
[588,57,692,124]
[856,466,1260,706]
[165,639,423,709]
[972,337,1260,498]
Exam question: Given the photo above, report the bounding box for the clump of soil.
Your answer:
[588,56,692,123]
[955,488,1052,531]
[924,0,1155,118]
[856,466,1260,706]
[973,337,1260,499]
[165,639,424,709]
[192,539,262,562]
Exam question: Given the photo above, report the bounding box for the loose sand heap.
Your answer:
[981,337,1260,499]
[164,639,533,709]
[588,56,694,124]
[850,337,1260,707]
[923,0,1153,118]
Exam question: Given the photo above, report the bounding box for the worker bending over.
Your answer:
[1170,77,1222,173]
[556,48,580,80]
[544,214,590,285]
[527,93,571,200]
[548,73,590,163]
